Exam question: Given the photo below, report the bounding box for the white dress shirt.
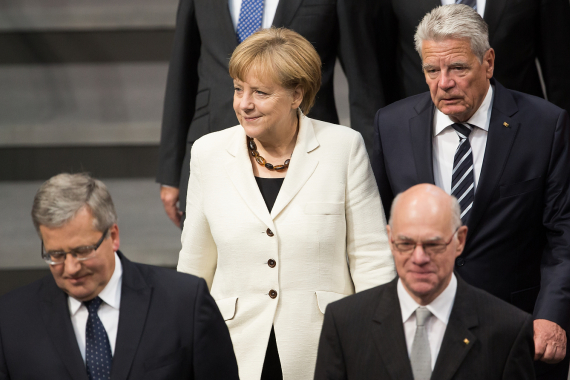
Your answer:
[433,84,494,194]
[398,274,458,370]
[69,252,123,362]
[229,0,280,31]
[441,0,486,17]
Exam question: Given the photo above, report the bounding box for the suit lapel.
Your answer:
[272,0,304,27]
[483,0,508,43]
[212,0,239,49]
[372,280,414,380]
[225,128,276,229]
[431,277,479,380]
[39,278,89,380]
[410,95,435,184]
[467,81,519,236]
[111,252,152,380]
[270,114,319,219]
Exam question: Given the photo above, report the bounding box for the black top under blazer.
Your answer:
[372,79,570,333]
[0,251,239,380]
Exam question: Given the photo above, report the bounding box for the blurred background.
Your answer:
[0,0,351,295]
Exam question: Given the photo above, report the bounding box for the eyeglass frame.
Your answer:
[41,228,109,265]
[391,227,461,256]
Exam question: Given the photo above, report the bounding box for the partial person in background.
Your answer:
[373,5,570,379]
[374,0,570,113]
[157,0,387,228]
[177,28,395,380]
[0,173,239,380]
[314,184,535,380]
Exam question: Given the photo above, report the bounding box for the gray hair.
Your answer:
[414,4,491,62]
[388,193,462,232]
[31,173,117,235]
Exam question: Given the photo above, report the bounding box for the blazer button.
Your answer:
[269,290,278,299]
[456,257,465,267]
[268,259,276,268]
[266,228,274,237]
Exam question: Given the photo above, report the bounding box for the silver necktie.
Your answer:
[410,306,432,380]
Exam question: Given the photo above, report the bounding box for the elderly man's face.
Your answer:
[422,38,494,123]
[387,189,467,305]
[40,207,119,302]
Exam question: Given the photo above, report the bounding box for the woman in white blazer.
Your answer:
[178,28,395,380]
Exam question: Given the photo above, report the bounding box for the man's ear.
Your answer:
[109,224,120,252]
[484,48,495,79]
[455,225,468,257]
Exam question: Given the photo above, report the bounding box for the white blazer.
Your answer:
[178,115,395,380]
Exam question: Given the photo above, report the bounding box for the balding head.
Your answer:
[387,184,468,305]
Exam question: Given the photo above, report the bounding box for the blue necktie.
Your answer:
[85,297,112,380]
[236,0,264,43]
[456,0,477,11]
[451,123,475,223]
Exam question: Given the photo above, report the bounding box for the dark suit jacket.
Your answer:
[0,252,239,380]
[377,0,570,114]
[372,79,570,333]
[157,0,387,211]
[314,276,535,380]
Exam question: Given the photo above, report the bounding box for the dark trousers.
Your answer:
[535,351,570,380]
[261,326,282,380]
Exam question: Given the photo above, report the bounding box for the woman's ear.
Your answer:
[291,85,304,109]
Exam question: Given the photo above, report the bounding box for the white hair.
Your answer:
[414,4,491,62]
[32,173,117,235]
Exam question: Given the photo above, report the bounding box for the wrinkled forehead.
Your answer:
[421,37,476,63]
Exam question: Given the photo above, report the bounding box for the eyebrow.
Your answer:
[396,235,445,242]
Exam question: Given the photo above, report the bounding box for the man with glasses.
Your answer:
[0,173,239,380]
[314,184,535,379]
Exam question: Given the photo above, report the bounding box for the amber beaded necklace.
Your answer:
[247,136,291,171]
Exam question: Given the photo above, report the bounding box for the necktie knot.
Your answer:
[84,296,103,314]
[415,306,432,326]
[451,123,473,140]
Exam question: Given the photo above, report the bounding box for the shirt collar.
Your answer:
[397,273,457,325]
[433,84,494,136]
[68,251,123,315]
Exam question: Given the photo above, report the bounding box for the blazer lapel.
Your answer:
[410,95,435,184]
[431,277,479,380]
[39,278,89,380]
[270,114,319,219]
[272,0,304,27]
[372,280,414,380]
[212,0,239,49]
[467,81,519,236]
[111,252,152,380]
[225,127,276,229]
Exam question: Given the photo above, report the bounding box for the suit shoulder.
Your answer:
[508,89,566,116]
[326,282,390,316]
[132,262,204,291]
[309,117,364,149]
[465,282,532,325]
[192,125,242,153]
[378,92,430,116]
[0,275,51,316]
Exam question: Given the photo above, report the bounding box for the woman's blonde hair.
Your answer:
[229,27,322,115]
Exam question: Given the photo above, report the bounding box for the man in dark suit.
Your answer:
[374,0,570,113]
[314,184,535,380]
[0,173,239,380]
[157,0,387,227]
[372,5,570,379]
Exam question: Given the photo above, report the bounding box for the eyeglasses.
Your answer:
[41,229,109,265]
[391,227,459,256]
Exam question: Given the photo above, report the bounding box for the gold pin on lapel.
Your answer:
[503,122,510,127]
[463,338,470,345]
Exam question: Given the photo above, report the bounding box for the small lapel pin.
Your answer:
[503,122,509,127]
[463,338,470,345]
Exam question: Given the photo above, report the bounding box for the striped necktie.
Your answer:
[455,0,477,11]
[236,0,264,43]
[451,123,475,223]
